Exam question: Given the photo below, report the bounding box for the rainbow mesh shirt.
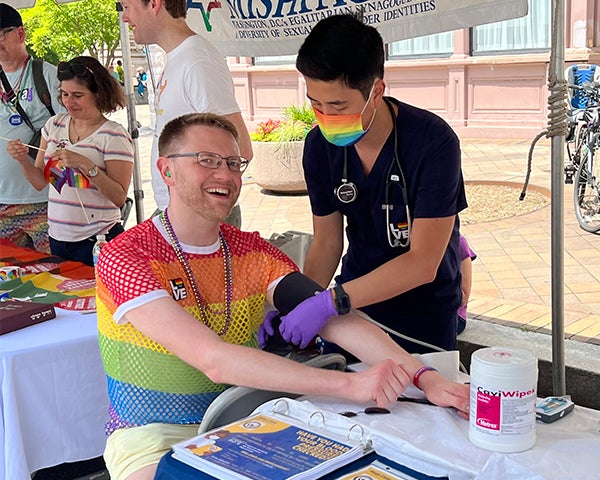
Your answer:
[96,218,296,435]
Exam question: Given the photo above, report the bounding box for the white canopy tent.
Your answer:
[186,0,528,57]
[14,0,569,395]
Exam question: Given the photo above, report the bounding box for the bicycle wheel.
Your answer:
[565,123,587,183]
[573,142,600,233]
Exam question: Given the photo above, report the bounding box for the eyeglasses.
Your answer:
[57,61,95,80]
[0,27,17,42]
[166,151,250,173]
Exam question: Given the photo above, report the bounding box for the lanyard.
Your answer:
[0,56,30,109]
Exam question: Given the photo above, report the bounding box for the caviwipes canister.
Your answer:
[469,347,538,453]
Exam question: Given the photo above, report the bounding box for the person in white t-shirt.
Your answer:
[119,0,252,225]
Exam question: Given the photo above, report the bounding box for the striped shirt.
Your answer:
[42,112,133,241]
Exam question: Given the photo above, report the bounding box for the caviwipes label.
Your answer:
[472,384,536,435]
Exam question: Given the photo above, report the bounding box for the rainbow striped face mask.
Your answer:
[313,85,376,147]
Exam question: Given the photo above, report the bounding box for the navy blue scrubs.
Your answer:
[303,97,467,353]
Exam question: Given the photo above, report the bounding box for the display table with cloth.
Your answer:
[0,307,108,480]
[155,394,600,480]
[0,238,95,281]
[0,241,107,480]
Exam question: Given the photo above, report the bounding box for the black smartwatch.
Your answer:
[332,284,351,315]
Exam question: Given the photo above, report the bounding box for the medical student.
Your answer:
[264,13,467,354]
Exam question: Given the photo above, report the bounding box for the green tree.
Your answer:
[20,0,121,67]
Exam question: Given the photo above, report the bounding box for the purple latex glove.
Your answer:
[279,290,338,348]
[258,310,279,349]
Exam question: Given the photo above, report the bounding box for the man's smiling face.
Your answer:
[166,124,243,223]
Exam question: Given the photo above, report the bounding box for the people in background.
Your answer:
[7,56,133,266]
[0,3,62,252]
[109,63,120,82]
[119,0,251,227]
[267,13,466,355]
[136,66,147,98]
[95,112,470,480]
[458,234,477,335]
[115,59,125,85]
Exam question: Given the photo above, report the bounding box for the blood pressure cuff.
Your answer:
[272,271,324,315]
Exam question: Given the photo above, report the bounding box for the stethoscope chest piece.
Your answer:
[333,97,411,248]
[335,181,358,203]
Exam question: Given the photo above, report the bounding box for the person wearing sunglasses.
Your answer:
[95,112,469,480]
[7,56,134,266]
[260,14,467,356]
[119,0,252,227]
[0,3,63,253]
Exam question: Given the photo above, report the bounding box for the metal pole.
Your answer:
[550,0,566,395]
[117,3,145,224]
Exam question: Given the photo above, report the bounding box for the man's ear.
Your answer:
[17,26,27,43]
[157,157,173,185]
[149,0,162,14]
[373,78,386,102]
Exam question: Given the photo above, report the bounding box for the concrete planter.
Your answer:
[251,141,307,193]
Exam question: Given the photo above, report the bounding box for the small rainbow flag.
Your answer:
[43,157,92,193]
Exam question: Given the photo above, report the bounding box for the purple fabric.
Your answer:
[459,235,477,262]
[458,235,477,321]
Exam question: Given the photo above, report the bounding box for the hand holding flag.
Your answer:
[43,149,93,224]
[43,156,91,193]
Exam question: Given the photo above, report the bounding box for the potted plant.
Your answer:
[250,104,316,193]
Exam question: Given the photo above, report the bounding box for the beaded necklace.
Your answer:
[160,209,233,336]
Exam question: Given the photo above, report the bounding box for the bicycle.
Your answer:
[566,81,600,232]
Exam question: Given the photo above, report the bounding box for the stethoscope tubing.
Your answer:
[336,97,411,248]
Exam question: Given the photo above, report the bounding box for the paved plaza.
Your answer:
[113,105,600,347]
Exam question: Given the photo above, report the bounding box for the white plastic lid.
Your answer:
[471,347,537,377]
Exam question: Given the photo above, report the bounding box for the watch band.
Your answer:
[333,284,351,315]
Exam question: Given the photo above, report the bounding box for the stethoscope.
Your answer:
[334,97,411,248]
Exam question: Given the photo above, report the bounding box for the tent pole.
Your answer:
[550,0,566,395]
[117,4,145,224]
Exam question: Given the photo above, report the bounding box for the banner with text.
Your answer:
[186,0,528,56]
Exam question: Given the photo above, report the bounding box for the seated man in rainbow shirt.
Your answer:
[95,112,470,480]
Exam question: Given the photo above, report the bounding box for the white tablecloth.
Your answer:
[0,308,109,480]
[297,395,600,480]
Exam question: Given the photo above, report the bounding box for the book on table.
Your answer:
[172,399,372,480]
[0,299,56,335]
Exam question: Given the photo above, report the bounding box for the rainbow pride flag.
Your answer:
[43,157,92,193]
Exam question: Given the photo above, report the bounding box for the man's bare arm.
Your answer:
[125,297,410,407]
[344,216,455,308]
[303,212,344,287]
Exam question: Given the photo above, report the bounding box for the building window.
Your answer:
[388,31,454,59]
[472,0,550,54]
[254,55,297,66]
